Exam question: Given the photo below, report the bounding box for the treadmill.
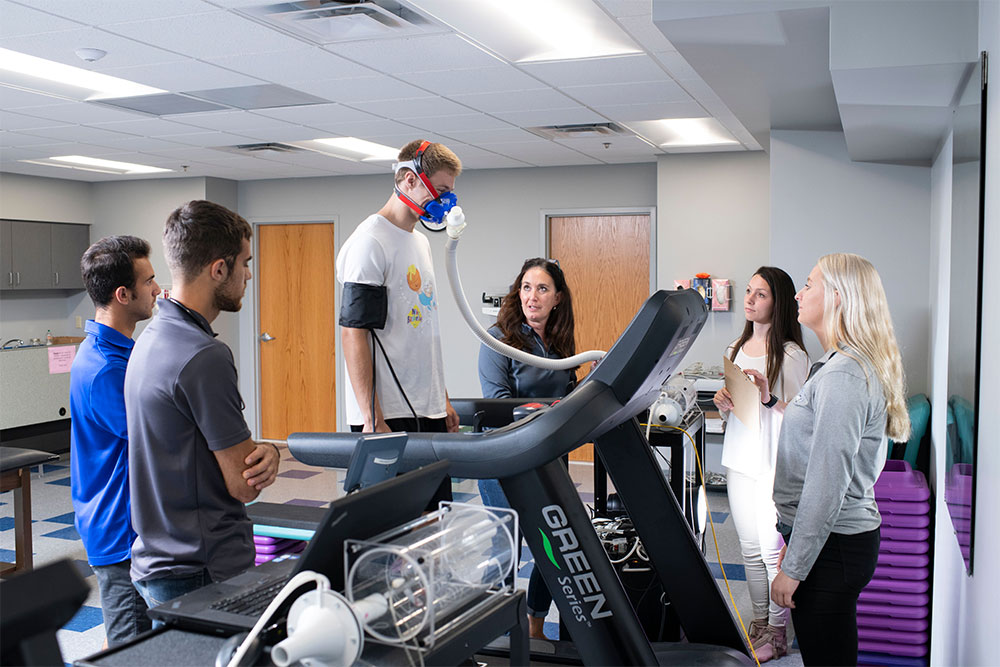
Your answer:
[289,289,752,666]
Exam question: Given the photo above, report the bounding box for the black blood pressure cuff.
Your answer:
[340,282,388,330]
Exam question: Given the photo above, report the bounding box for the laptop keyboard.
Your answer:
[210,577,287,616]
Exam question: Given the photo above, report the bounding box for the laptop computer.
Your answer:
[148,458,449,635]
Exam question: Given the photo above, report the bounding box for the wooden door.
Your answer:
[550,214,651,461]
[258,223,337,440]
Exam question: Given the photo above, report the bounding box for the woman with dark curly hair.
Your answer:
[478,257,578,638]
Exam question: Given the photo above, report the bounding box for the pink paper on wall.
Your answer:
[48,346,75,374]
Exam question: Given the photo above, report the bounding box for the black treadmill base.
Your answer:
[480,637,753,666]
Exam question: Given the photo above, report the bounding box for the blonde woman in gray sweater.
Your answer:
[748,253,910,666]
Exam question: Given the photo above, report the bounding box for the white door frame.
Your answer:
[240,215,341,441]
[539,207,657,294]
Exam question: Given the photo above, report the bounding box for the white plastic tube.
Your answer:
[444,207,604,371]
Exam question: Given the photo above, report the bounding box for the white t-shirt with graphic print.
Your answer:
[336,214,447,425]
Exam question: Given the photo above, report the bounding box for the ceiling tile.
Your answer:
[563,80,692,107]
[91,116,219,136]
[478,140,599,165]
[598,100,707,122]
[99,60,262,91]
[439,127,546,145]
[252,103,379,128]
[407,113,513,134]
[19,124,141,143]
[0,1,85,38]
[0,131,65,147]
[206,48,377,83]
[314,118,420,141]
[519,55,667,88]
[93,136,191,152]
[160,130,258,147]
[12,102,146,124]
[405,66,543,95]
[0,110,74,131]
[1,26,185,69]
[290,77,429,104]
[23,0,217,26]
[491,107,608,127]
[325,34,503,75]
[0,87,79,109]
[351,96,471,119]
[168,110,303,133]
[449,89,576,114]
[596,0,657,19]
[102,11,308,59]
[11,140,127,155]
[0,144,54,160]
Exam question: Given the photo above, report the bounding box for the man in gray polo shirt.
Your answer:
[125,200,280,610]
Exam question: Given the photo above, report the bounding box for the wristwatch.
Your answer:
[762,394,778,409]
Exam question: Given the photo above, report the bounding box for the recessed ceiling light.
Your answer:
[20,156,172,175]
[626,118,741,149]
[407,0,640,62]
[306,137,399,162]
[0,47,163,101]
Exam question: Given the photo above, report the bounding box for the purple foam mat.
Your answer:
[880,526,931,542]
[875,486,930,502]
[857,614,928,633]
[859,627,928,645]
[878,552,929,568]
[859,640,928,658]
[254,541,305,565]
[879,538,929,555]
[950,517,972,532]
[879,500,930,515]
[865,577,929,594]
[858,650,928,666]
[857,602,929,620]
[874,564,929,581]
[881,513,930,529]
[859,589,929,607]
[253,534,286,545]
[255,539,301,554]
[946,502,972,519]
[875,462,930,499]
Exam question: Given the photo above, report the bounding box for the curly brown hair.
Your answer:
[495,258,576,360]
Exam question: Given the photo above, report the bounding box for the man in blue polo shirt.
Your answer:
[70,235,160,647]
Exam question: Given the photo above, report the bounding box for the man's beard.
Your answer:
[214,279,242,312]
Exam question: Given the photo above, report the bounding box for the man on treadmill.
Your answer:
[336,140,463,503]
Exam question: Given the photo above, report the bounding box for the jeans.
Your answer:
[478,478,553,619]
[133,569,213,629]
[92,560,151,646]
[786,528,880,666]
[726,468,788,627]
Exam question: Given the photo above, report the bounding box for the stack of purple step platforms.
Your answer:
[857,460,931,666]
[254,535,306,566]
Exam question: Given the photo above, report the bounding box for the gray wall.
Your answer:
[770,130,932,394]
[237,163,659,419]
[656,152,770,371]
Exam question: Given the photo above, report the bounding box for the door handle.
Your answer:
[7,272,11,286]
[15,272,20,286]
[260,333,276,342]
[55,271,59,285]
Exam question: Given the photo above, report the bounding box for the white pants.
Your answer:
[725,467,789,627]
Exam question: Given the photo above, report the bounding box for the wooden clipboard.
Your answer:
[724,355,761,432]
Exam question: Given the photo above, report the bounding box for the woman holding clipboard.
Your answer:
[713,266,808,661]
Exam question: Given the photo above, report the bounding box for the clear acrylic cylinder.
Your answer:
[345,502,517,647]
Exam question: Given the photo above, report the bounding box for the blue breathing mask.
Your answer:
[419,191,458,231]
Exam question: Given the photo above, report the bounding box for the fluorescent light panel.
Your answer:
[627,118,741,148]
[305,137,399,162]
[20,156,172,175]
[406,0,640,62]
[0,47,163,101]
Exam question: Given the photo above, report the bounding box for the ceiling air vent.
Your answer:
[214,143,307,157]
[527,122,632,141]
[237,1,444,43]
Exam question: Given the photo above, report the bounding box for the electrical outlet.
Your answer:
[76,316,83,329]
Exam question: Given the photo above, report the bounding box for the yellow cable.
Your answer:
[648,422,762,667]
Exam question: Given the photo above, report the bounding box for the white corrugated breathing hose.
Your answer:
[443,206,604,370]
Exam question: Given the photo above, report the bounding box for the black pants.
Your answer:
[351,417,452,507]
[789,528,880,667]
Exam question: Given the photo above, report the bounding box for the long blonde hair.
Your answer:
[818,253,911,442]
